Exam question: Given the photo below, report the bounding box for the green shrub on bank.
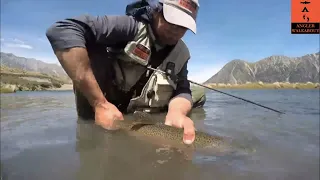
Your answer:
[1,72,65,84]
[0,73,64,91]
[51,81,62,88]
[0,87,15,93]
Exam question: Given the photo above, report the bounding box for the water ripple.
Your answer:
[0,90,319,180]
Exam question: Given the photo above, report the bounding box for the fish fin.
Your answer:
[130,123,154,131]
[133,111,154,122]
[129,111,158,131]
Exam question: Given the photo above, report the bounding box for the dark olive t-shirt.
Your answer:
[45,14,192,105]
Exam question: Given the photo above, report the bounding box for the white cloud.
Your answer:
[4,43,33,49]
[1,38,33,50]
[12,38,25,44]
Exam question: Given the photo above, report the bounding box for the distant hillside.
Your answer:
[0,52,71,83]
[205,52,319,84]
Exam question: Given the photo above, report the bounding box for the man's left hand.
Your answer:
[165,111,195,145]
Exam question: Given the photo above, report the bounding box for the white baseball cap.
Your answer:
[159,0,199,34]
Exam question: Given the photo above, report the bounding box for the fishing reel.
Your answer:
[165,62,178,83]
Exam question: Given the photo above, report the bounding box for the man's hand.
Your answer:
[165,111,195,145]
[165,96,195,145]
[94,101,124,130]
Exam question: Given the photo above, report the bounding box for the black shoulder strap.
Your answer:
[125,0,154,23]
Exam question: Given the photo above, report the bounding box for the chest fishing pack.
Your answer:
[110,0,162,67]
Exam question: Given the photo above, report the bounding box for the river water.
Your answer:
[0,89,319,180]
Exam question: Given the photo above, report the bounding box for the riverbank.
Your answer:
[0,65,72,93]
[0,83,74,93]
[47,84,74,91]
[205,82,320,89]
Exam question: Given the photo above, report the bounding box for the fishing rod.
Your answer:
[145,65,285,114]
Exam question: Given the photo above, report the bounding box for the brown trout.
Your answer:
[113,111,255,155]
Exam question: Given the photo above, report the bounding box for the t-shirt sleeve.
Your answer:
[45,14,139,51]
[171,61,193,106]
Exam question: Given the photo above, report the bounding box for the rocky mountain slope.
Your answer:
[0,52,70,82]
[205,52,319,84]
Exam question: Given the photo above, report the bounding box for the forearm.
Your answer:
[46,15,138,107]
[55,47,107,107]
[168,96,192,115]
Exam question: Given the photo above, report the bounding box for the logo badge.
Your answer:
[132,44,151,61]
[178,0,198,15]
[291,0,320,34]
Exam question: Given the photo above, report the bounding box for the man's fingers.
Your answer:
[97,119,112,130]
[94,102,124,131]
[165,113,196,144]
[116,114,124,121]
[183,119,195,145]
[104,117,120,130]
[165,119,172,126]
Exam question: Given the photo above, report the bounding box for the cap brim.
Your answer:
[162,4,197,34]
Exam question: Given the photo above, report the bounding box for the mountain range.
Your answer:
[205,52,319,84]
[1,51,319,85]
[0,52,71,83]
[1,52,66,76]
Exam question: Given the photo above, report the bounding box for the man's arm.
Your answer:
[168,62,193,115]
[54,47,107,108]
[46,15,138,108]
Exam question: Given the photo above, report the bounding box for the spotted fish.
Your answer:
[113,111,255,155]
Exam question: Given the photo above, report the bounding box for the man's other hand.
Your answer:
[94,101,124,130]
[165,111,196,145]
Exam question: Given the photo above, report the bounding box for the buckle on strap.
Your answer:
[165,62,178,83]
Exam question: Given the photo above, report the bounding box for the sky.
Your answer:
[1,0,319,83]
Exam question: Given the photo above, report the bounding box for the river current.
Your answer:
[1,89,319,180]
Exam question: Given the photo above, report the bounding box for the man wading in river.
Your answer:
[46,0,205,145]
